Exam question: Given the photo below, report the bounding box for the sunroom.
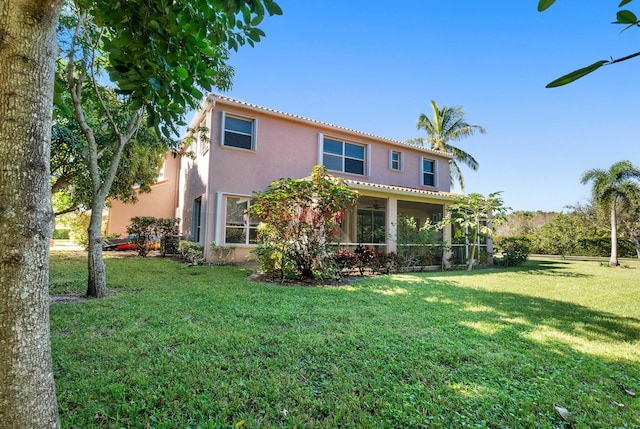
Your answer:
[335,180,458,267]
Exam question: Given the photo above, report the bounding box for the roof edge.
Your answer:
[343,178,460,201]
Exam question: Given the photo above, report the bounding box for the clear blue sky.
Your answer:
[222,1,640,213]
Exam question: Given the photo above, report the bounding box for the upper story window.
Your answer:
[422,158,436,187]
[222,112,255,150]
[322,137,366,175]
[390,150,403,171]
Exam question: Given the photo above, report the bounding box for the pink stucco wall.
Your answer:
[203,102,451,197]
[177,107,211,243]
[106,156,180,237]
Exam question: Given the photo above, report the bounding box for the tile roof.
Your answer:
[208,93,453,158]
[343,178,460,201]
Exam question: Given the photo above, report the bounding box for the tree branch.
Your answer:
[96,110,143,202]
[610,50,640,64]
[51,175,71,194]
[54,205,79,217]
[89,26,122,141]
[66,9,101,193]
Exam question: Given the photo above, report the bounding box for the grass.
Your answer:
[49,252,640,428]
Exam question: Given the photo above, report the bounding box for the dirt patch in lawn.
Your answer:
[50,293,88,304]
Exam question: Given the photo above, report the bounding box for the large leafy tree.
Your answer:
[580,160,640,267]
[531,212,581,259]
[538,0,640,87]
[59,0,281,298]
[1,0,281,425]
[405,100,485,190]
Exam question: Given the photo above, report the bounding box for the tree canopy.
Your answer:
[51,84,168,216]
[58,0,282,137]
[531,213,580,259]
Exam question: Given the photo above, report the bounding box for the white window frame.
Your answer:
[421,157,437,187]
[220,111,257,151]
[192,196,203,243]
[223,194,259,245]
[321,135,367,176]
[389,149,403,171]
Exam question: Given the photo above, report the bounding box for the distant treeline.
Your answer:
[495,204,639,259]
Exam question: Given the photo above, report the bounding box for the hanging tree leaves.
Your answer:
[58,0,283,137]
[538,0,640,87]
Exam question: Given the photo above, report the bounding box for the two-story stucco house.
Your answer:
[174,93,466,263]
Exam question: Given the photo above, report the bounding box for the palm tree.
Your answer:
[580,160,640,267]
[406,100,486,190]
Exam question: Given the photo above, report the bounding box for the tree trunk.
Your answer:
[0,0,63,427]
[467,231,477,271]
[610,204,619,267]
[631,236,640,259]
[86,199,107,298]
[84,133,135,298]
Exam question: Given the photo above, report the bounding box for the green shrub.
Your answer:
[210,242,236,265]
[575,237,636,258]
[125,217,180,257]
[250,165,358,280]
[178,240,204,265]
[396,214,447,270]
[252,241,298,281]
[154,218,180,256]
[126,216,157,257]
[496,237,530,267]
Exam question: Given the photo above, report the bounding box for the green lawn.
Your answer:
[49,253,640,428]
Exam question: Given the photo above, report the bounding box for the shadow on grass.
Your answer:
[441,259,594,279]
[507,259,594,278]
[463,282,637,343]
[359,273,640,346]
[338,273,639,426]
